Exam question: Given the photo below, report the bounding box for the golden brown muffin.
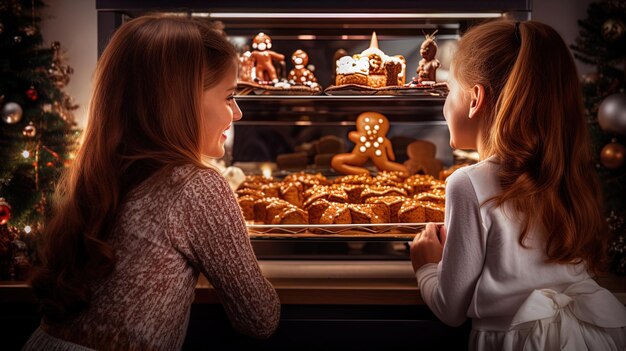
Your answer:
[280,181,304,207]
[404,174,436,195]
[334,173,375,185]
[338,184,368,204]
[308,199,352,225]
[253,197,290,223]
[349,203,389,224]
[398,199,426,223]
[414,191,445,206]
[283,172,332,189]
[236,188,266,199]
[373,170,408,186]
[241,175,275,185]
[365,195,406,223]
[423,201,445,222]
[269,206,308,225]
[260,182,281,198]
[237,195,257,221]
[302,186,349,209]
[360,185,407,203]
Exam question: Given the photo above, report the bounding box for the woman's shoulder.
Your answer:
[171,164,231,195]
[446,156,500,200]
[449,156,497,180]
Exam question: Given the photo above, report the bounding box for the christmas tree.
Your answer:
[571,0,626,275]
[0,0,79,279]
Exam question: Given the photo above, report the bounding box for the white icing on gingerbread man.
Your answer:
[331,112,409,176]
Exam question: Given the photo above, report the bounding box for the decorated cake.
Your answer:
[335,32,406,88]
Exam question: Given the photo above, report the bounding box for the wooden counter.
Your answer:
[2,261,624,350]
[1,260,624,305]
[196,260,426,305]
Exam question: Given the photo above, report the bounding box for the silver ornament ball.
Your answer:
[598,93,626,136]
[1,102,24,124]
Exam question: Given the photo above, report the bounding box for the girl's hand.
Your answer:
[410,223,447,272]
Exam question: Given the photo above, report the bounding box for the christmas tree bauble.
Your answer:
[1,102,24,124]
[598,93,626,136]
[602,18,626,43]
[601,142,625,169]
[22,123,36,138]
[0,198,11,226]
[26,86,38,101]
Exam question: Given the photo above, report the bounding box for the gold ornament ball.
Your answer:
[601,142,625,169]
[602,19,626,43]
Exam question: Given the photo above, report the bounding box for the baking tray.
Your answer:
[323,83,448,97]
[247,222,443,240]
[237,81,323,96]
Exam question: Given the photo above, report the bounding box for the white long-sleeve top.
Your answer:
[416,157,626,350]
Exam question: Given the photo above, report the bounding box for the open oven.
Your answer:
[96,0,531,260]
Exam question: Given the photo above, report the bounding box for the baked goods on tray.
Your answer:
[236,171,446,227]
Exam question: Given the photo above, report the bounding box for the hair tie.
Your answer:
[514,22,521,44]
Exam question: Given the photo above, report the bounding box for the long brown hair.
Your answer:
[30,15,237,323]
[452,19,608,274]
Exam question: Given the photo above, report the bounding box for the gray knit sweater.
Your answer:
[23,165,280,350]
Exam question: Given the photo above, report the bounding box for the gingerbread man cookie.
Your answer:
[331,112,409,176]
[250,32,285,84]
[403,140,443,177]
[288,49,317,85]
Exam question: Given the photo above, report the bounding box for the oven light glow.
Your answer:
[261,163,273,179]
[199,12,503,19]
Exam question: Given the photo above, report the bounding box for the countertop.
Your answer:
[0,260,626,305]
[3,260,623,305]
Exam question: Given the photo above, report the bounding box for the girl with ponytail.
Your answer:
[24,15,279,350]
[410,19,626,350]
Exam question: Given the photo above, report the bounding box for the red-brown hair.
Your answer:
[30,15,237,323]
[452,19,608,274]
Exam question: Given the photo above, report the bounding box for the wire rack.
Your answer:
[247,222,442,240]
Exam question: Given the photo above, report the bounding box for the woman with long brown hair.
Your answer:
[23,15,280,350]
[410,19,626,350]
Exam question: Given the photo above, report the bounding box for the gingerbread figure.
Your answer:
[331,112,409,176]
[415,31,440,84]
[250,32,285,84]
[403,140,443,177]
[288,49,317,85]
